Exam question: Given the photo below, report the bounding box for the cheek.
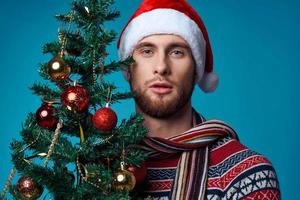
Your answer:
[130,61,153,83]
[172,60,195,81]
[129,66,148,90]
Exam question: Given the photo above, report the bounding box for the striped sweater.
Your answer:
[141,136,281,199]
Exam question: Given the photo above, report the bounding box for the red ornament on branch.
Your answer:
[93,103,117,132]
[17,176,43,200]
[36,104,58,129]
[66,49,81,57]
[61,85,90,113]
[127,161,147,186]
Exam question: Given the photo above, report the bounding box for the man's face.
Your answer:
[129,34,196,118]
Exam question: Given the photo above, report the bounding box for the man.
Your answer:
[117,0,281,199]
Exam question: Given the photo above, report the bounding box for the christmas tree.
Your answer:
[1,0,147,199]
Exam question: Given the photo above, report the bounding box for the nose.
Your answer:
[153,53,170,76]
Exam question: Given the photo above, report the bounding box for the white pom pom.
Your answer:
[198,72,219,93]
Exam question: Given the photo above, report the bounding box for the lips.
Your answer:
[149,81,173,95]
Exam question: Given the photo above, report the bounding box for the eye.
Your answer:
[170,49,184,58]
[139,48,154,57]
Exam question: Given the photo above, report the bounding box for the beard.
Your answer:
[130,76,195,119]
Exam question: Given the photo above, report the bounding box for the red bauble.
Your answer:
[36,104,58,129]
[127,161,147,186]
[66,49,81,56]
[17,176,43,199]
[93,106,117,131]
[61,85,90,113]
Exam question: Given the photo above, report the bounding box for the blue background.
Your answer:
[0,0,299,199]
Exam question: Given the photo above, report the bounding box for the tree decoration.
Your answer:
[0,167,17,199]
[58,3,75,58]
[93,103,117,132]
[93,90,117,132]
[66,48,81,57]
[127,161,147,186]
[35,104,59,129]
[17,176,43,200]
[47,56,71,81]
[61,84,90,113]
[44,119,63,168]
[112,161,136,192]
[112,143,136,191]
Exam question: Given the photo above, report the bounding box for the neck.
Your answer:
[136,102,193,139]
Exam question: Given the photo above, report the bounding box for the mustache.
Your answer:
[144,76,174,86]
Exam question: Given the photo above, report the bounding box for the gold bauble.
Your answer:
[47,56,71,81]
[112,169,136,192]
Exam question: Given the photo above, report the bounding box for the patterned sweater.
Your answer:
[141,136,281,200]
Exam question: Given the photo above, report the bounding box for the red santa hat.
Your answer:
[117,0,218,93]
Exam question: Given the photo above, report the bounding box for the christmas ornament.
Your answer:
[44,119,63,167]
[17,176,43,200]
[58,29,64,45]
[66,48,81,56]
[1,167,17,199]
[61,85,90,113]
[36,104,58,129]
[93,103,117,132]
[112,162,136,191]
[127,161,147,185]
[93,134,115,147]
[47,56,71,81]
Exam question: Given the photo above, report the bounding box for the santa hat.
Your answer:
[117,0,219,93]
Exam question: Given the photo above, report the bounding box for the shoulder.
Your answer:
[206,136,281,199]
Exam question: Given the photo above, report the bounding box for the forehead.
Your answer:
[135,34,190,48]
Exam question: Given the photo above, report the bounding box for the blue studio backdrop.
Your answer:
[0,1,299,199]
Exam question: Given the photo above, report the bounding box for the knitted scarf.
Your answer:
[142,113,238,200]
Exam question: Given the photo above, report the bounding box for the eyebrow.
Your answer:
[134,42,155,50]
[167,42,191,51]
[134,42,191,51]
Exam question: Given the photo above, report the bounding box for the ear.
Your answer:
[122,69,131,81]
[122,57,135,81]
[126,69,131,81]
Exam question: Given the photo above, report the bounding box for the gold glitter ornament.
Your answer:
[47,56,71,81]
[112,162,136,191]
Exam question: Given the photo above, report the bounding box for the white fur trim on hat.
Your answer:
[118,8,218,92]
[199,72,219,93]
